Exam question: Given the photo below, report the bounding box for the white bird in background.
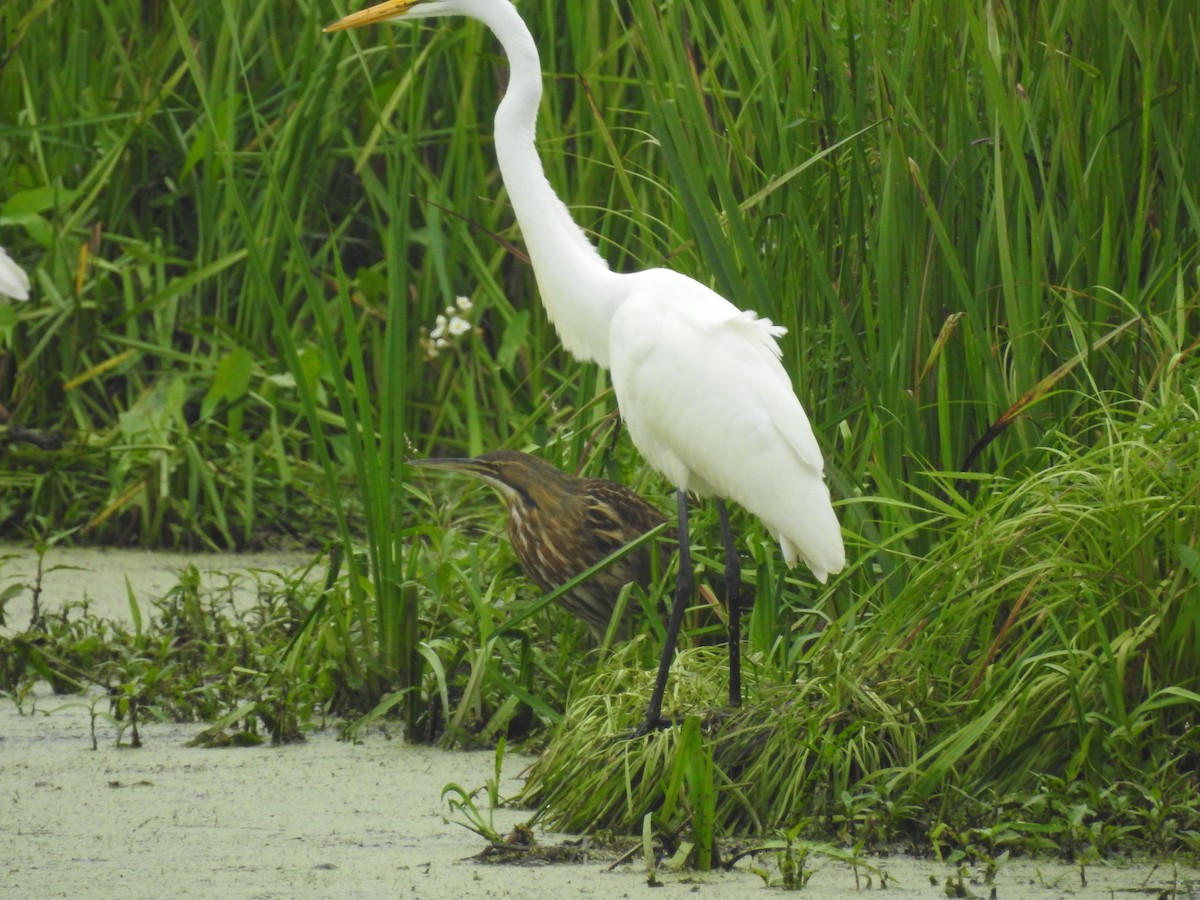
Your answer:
[0,247,30,302]
[326,0,845,733]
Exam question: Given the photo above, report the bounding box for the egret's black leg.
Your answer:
[635,488,692,735]
[716,499,742,707]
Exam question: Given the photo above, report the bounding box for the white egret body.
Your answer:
[327,0,846,728]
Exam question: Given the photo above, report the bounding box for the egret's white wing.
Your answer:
[610,270,845,581]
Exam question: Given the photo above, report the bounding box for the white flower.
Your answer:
[422,296,474,359]
[0,247,30,301]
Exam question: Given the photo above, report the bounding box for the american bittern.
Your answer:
[411,451,665,639]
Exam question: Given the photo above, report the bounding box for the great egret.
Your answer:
[326,0,845,733]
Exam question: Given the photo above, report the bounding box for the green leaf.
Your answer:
[201,346,254,421]
[2,186,78,216]
[496,309,529,372]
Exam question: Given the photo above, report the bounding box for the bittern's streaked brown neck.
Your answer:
[411,450,665,639]
[409,450,579,510]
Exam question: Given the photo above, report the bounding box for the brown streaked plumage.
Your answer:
[411,450,665,639]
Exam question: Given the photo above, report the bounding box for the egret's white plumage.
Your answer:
[326,0,845,584]
[609,268,843,580]
[0,247,30,302]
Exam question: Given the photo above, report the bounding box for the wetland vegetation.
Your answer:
[2,0,1197,869]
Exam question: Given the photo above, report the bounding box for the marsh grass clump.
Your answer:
[874,396,1200,806]
[521,646,922,835]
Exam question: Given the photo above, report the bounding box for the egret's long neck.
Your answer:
[470,1,621,367]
